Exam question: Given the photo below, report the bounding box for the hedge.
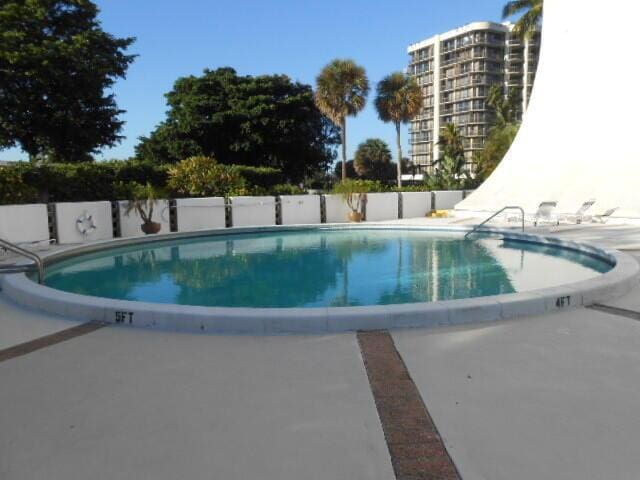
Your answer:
[0,160,288,204]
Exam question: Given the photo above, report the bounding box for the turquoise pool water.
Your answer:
[43,229,613,308]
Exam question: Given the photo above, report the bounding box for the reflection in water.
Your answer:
[44,230,611,308]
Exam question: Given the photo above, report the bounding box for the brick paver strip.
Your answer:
[0,321,107,363]
[357,330,461,480]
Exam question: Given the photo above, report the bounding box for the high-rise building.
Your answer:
[407,22,540,174]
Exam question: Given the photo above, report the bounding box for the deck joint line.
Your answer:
[0,321,108,363]
[588,303,640,321]
[357,330,461,480]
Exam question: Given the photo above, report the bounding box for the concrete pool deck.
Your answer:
[1,218,640,479]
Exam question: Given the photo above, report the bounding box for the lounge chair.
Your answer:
[591,207,618,224]
[560,199,596,224]
[533,201,559,226]
[0,238,56,256]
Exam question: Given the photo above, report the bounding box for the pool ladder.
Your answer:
[0,238,45,284]
[464,206,525,239]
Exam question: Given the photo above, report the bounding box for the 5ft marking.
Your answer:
[115,311,134,324]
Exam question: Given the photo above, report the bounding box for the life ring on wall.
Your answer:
[76,212,97,236]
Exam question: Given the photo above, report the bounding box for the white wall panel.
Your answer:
[401,192,432,218]
[231,196,276,227]
[176,197,226,232]
[280,195,321,225]
[324,194,352,223]
[55,201,113,244]
[118,200,170,237]
[0,204,49,244]
[434,191,464,210]
[365,193,399,221]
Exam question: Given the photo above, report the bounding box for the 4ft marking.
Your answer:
[555,296,571,308]
[114,311,134,324]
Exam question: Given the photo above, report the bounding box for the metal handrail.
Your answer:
[464,206,525,239]
[0,238,45,284]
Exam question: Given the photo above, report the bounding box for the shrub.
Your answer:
[167,156,247,197]
[332,179,388,212]
[0,166,38,204]
[392,184,431,192]
[234,165,284,189]
[260,184,306,196]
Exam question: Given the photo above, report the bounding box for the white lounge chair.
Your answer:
[591,207,618,224]
[533,201,559,226]
[560,199,596,224]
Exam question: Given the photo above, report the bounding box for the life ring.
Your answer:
[76,212,97,236]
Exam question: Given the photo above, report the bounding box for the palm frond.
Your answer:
[374,72,422,124]
[315,59,369,124]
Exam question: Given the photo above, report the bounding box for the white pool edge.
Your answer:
[2,224,638,334]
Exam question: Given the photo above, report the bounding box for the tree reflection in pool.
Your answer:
[43,229,611,308]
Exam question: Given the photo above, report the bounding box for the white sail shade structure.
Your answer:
[456,0,640,220]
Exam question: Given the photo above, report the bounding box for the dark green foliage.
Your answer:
[333,160,357,179]
[233,165,284,190]
[474,86,522,182]
[487,85,520,127]
[167,156,247,198]
[0,161,167,203]
[353,138,395,182]
[502,0,543,40]
[0,0,136,161]
[0,166,38,203]
[267,184,306,196]
[426,123,471,190]
[0,159,290,204]
[136,68,339,182]
[475,123,520,182]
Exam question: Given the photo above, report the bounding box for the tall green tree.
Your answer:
[475,86,522,181]
[487,85,520,127]
[438,123,465,164]
[475,123,520,181]
[374,72,422,188]
[503,0,543,39]
[0,0,136,162]
[353,138,394,182]
[136,68,339,183]
[315,59,369,182]
[427,123,468,190]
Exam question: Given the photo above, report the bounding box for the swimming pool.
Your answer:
[2,226,637,333]
[43,229,612,308]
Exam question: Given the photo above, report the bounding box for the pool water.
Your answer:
[43,229,613,308]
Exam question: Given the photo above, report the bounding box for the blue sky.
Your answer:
[3,0,508,163]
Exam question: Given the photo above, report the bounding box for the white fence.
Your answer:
[231,196,277,227]
[281,195,321,225]
[176,197,226,232]
[433,190,464,210]
[118,200,171,237]
[0,204,49,244]
[0,190,469,243]
[55,201,113,244]
[365,193,399,221]
[401,192,432,219]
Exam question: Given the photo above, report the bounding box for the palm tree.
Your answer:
[374,73,422,188]
[487,85,520,127]
[315,59,369,182]
[438,123,465,163]
[502,0,543,39]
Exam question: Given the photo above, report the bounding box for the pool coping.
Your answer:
[1,224,638,334]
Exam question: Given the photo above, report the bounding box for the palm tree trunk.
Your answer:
[395,122,402,188]
[341,117,347,182]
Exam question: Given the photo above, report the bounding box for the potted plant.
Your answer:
[333,179,371,222]
[116,181,163,234]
